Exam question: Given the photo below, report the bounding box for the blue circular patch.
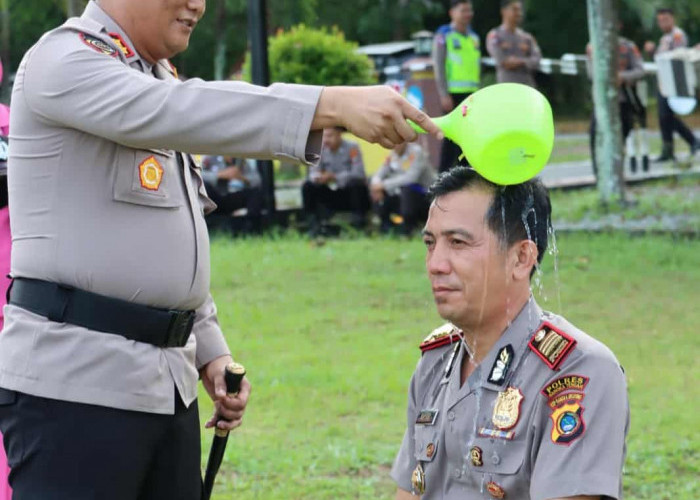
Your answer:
[559,412,579,434]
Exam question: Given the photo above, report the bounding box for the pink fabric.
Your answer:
[0,105,9,136]
[0,207,11,499]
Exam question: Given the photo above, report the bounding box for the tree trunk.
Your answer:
[214,0,227,80]
[586,0,625,205]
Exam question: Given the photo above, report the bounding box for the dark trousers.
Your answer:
[589,101,635,178]
[657,89,696,148]
[438,92,472,173]
[374,185,430,234]
[301,180,369,225]
[204,181,263,232]
[0,387,202,500]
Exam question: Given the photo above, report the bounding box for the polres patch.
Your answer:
[79,33,117,57]
[549,394,586,445]
[541,374,589,399]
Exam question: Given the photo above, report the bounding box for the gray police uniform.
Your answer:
[0,1,322,414]
[371,143,435,195]
[486,25,542,87]
[310,139,366,188]
[391,298,629,499]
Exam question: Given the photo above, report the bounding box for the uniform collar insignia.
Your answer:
[109,32,135,58]
[487,344,514,385]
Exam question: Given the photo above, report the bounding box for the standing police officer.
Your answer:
[392,167,629,500]
[0,0,441,498]
[486,0,542,88]
[643,7,699,162]
[432,0,481,173]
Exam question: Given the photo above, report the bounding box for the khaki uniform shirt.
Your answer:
[392,298,629,499]
[370,143,436,195]
[309,139,366,188]
[0,1,322,414]
[486,25,542,87]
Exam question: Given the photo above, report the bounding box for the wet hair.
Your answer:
[656,7,674,16]
[428,166,552,275]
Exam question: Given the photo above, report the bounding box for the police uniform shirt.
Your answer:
[656,26,688,54]
[309,139,366,188]
[486,25,542,87]
[391,298,629,499]
[0,1,322,414]
[370,143,436,196]
[586,37,645,103]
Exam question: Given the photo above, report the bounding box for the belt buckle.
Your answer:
[165,310,195,348]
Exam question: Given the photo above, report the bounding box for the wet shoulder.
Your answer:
[415,323,462,382]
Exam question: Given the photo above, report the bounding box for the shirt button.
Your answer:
[491,454,501,465]
[453,468,462,478]
[448,411,455,421]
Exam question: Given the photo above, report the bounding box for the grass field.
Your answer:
[198,228,700,499]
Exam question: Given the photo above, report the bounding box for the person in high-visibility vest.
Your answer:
[432,0,481,173]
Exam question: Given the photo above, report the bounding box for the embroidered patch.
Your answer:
[549,395,586,445]
[492,387,524,430]
[138,156,164,191]
[487,344,514,385]
[541,374,589,399]
[108,32,135,58]
[478,427,515,440]
[415,409,439,426]
[420,323,462,353]
[470,446,483,467]
[79,33,117,57]
[528,321,577,370]
[486,481,506,499]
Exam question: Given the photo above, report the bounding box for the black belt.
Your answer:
[7,277,195,348]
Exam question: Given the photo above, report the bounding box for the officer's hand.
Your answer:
[217,166,242,181]
[370,183,384,202]
[201,355,251,431]
[440,95,454,113]
[312,86,443,150]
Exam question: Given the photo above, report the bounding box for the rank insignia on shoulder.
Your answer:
[528,321,576,370]
[108,32,135,58]
[487,344,514,385]
[79,33,117,57]
[419,323,462,353]
[138,156,164,191]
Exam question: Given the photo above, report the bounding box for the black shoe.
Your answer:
[654,142,675,162]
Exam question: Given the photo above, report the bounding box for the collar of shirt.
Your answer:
[82,1,152,73]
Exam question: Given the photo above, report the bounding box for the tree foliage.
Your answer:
[245,25,376,86]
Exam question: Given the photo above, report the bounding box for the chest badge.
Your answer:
[411,463,426,495]
[139,156,164,191]
[492,387,524,430]
[486,481,506,498]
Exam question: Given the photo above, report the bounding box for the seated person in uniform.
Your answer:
[202,155,263,233]
[392,167,629,500]
[370,141,436,235]
[302,127,369,233]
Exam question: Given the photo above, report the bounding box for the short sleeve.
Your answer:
[529,352,629,500]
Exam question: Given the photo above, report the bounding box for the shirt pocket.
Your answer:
[113,147,183,208]
[469,438,527,475]
[413,424,440,463]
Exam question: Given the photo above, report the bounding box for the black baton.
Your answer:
[202,362,246,500]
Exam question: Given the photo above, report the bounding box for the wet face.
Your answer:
[127,0,205,62]
[423,188,512,330]
[449,2,474,30]
[656,13,674,33]
[502,1,523,26]
[322,129,343,151]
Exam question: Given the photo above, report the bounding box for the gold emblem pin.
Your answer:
[487,481,506,498]
[470,446,483,467]
[492,387,524,430]
[426,443,435,459]
[411,463,426,494]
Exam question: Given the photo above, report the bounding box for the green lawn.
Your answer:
[199,232,700,499]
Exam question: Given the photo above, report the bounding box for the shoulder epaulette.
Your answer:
[419,323,462,353]
[528,321,576,370]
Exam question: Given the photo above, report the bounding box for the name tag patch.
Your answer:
[415,409,439,425]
